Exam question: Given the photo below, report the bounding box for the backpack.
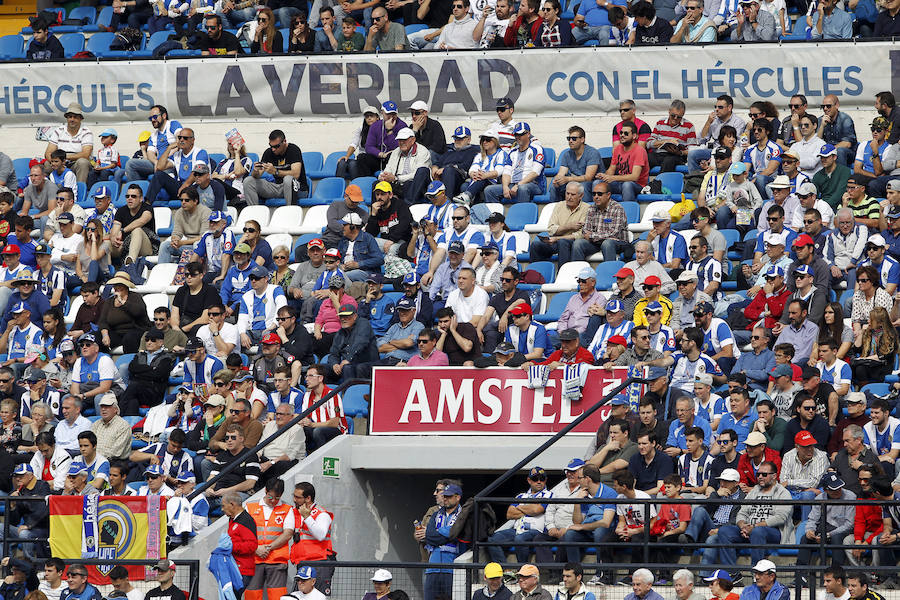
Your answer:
[109,27,143,51]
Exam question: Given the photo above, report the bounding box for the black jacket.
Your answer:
[9,479,51,530]
[128,350,176,402]
[364,197,414,245]
[328,318,378,365]
[416,118,448,155]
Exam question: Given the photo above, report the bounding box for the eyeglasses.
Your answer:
[213,381,226,387]
[257,16,268,21]
[148,115,161,121]
[229,409,247,414]
[592,191,610,196]
[872,127,886,132]
[749,111,762,118]
[275,316,292,321]
[821,104,833,109]
[225,435,239,440]
[373,14,386,20]
[67,573,87,578]
[668,113,683,120]
[801,405,816,411]
[539,5,553,9]
[177,135,194,140]
[857,278,870,283]
[411,110,425,116]
[757,471,775,476]
[800,123,812,129]
[715,104,727,109]
[269,141,283,150]
[789,103,803,109]
[766,216,779,222]
[451,215,466,221]
[153,317,167,322]
[803,219,816,225]
[512,313,527,319]
[274,255,288,260]
[0,379,12,384]
[417,339,430,344]
[249,276,265,281]
[566,136,581,141]
[324,259,337,264]
[496,107,510,112]
[719,438,735,444]
[500,277,515,282]
[243,228,257,233]
[619,107,633,112]
[86,227,98,232]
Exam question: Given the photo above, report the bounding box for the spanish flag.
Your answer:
[49,496,167,584]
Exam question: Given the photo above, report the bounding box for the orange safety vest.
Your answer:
[247,502,293,564]
[290,504,334,563]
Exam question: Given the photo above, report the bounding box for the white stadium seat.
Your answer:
[232,205,270,234]
[298,205,329,234]
[525,203,556,233]
[65,295,84,326]
[135,263,178,294]
[628,201,674,234]
[541,261,591,293]
[153,207,172,234]
[142,293,170,319]
[409,204,429,222]
[266,233,293,253]
[263,206,304,234]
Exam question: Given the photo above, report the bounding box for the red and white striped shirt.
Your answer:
[648,118,698,152]
[300,386,348,433]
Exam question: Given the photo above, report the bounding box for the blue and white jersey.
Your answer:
[425,199,455,231]
[486,231,518,265]
[513,487,553,533]
[266,387,304,414]
[137,442,193,479]
[863,417,900,457]
[220,262,253,307]
[437,226,485,251]
[609,18,635,45]
[694,394,729,425]
[701,317,741,359]
[787,172,812,195]
[652,231,688,265]
[37,266,67,312]
[237,284,288,334]
[48,168,77,190]
[716,0,740,25]
[685,256,723,300]
[195,229,235,273]
[743,141,782,175]
[136,483,175,497]
[502,143,546,191]
[171,147,209,183]
[413,236,433,276]
[72,353,119,389]
[858,255,900,288]
[677,450,715,487]
[755,227,799,253]
[85,206,115,234]
[20,388,62,421]
[149,119,183,157]
[649,325,677,353]
[587,319,634,360]
[670,351,723,393]
[816,359,852,391]
[189,493,210,531]
[0,263,28,283]
[7,322,42,360]
[505,322,550,357]
[313,267,346,291]
[83,453,110,485]
[183,354,224,388]
[718,407,758,451]
[468,148,507,182]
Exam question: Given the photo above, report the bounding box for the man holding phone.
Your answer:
[244,129,309,206]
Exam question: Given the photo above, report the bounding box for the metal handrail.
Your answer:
[189,377,370,499]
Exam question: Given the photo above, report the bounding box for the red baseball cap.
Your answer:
[509,303,533,316]
[643,275,662,286]
[261,332,281,345]
[1,244,19,255]
[608,335,628,347]
[792,234,815,247]
[324,248,341,258]
[614,267,634,278]
[307,238,325,249]
[794,430,817,446]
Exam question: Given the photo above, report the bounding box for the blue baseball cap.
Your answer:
[296,566,318,580]
[381,101,398,113]
[144,464,165,478]
[606,299,624,313]
[704,570,732,583]
[448,240,465,254]
[57,212,74,224]
[692,301,714,315]
[728,162,748,175]
[10,302,27,314]
[610,396,630,406]
[442,483,463,496]
[99,128,118,138]
[452,126,471,139]
[175,471,196,483]
[565,458,585,471]
[765,265,785,278]
[479,241,500,253]
[250,265,268,279]
[93,185,112,198]
[794,264,814,277]
[647,366,668,380]
[396,297,415,311]
[818,143,837,157]
[426,180,446,196]
[645,301,663,312]
[403,272,420,285]
[13,464,33,475]
[67,462,88,477]
[78,332,97,344]
[208,210,226,222]
[513,122,531,135]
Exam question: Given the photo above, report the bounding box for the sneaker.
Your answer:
[587,575,605,586]
[452,191,472,206]
[882,578,899,590]
[677,533,693,544]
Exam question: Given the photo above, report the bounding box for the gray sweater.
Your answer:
[804,489,856,539]
[736,483,792,530]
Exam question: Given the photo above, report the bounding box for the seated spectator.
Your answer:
[529,184,592,264]
[171,263,218,338]
[99,272,150,354]
[649,475,692,581]
[337,214,384,282]
[671,0,716,42]
[0,270,50,333]
[796,473,856,567]
[205,424,259,502]
[219,244,254,318]
[731,0,777,40]
[119,329,176,416]
[810,0,853,38]
[313,274,356,357]
[26,21,64,60]
[610,473,656,566]
[405,328,449,366]
[647,101,697,173]
[852,306,899,386]
[779,430,830,522]
[774,298,819,365]
[850,264,893,334]
[484,467,552,564]
[855,117,890,179]
[456,130,506,205]
[485,122,546,205]
[631,1,674,43]
[628,430,673,496]
[429,126,478,200]
[782,390,830,451]
[475,340,527,368]
[34,245,65,309]
[244,129,309,206]
[44,186,84,243]
[501,0,543,46]
[192,211,235,285]
[250,8,284,54]
[378,128,432,205]
[325,304,378,381]
[435,307,482,365]
[845,468,883,566]
[823,210,867,289]
[269,245,294,290]
[598,121,648,204]
[236,264,287,349]
[682,469,745,572]
[158,188,211,265]
[534,0,572,46]
[364,184,413,255]
[287,238,326,306]
[251,333,302,393]
[189,163,226,212]
[288,13,316,52]
[211,140,252,200]
[363,7,410,50]
[299,364,348,454]
[196,14,244,54]
[138,306,187,353]
[574,181,632,262]
[258,403,305,487]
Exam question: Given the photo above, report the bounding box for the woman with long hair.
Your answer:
[336,107,381,180]
[854,306,899,387]
[76,218,112,283]
[251,8,284,54]
[851,265,894,338]
[534,0,572,46]
[40,308,66,359]
[460,130,505,205]
[288,12,315,52]
[818,302,853,359]
[239,219,273,270]
[213,139,252,199]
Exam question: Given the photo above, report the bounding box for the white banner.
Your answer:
[0,41,895,124]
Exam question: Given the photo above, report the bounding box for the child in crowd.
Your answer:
[649,475,692,582]
[47,150,77,191]
[91,128,121,188]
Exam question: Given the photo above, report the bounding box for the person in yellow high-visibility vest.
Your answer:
[245,479,295,600]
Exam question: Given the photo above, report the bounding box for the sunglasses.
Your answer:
[373,14,386,20]
[766,216,779,222]
[411,110,425,116]
[243,228,257,233]
[500,277,515,282]
[177,135,193,140]
[274,255,288,260]
[757,471,775,476]
[208,312,223,317]
[821,104,833,109]
[451,216,466,221]
[566,136,581,141]
[857,278,870,283]
[789,103,803,109]
[275,316,292,321]
[496,107,510,112]
[229,409,246,414]
[417,339,430,344]
[872,127,886,132]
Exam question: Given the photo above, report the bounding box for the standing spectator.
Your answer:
[222,491,259,591]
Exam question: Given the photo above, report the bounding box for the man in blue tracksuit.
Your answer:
[423,484,467,600]
[739,560,791,600]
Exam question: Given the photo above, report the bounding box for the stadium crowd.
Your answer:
[1,74,900,600]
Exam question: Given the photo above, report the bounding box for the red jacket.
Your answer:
[538,346,595,365]
[853,501,884,543]
[503,15,544,47]
[228,509,259,576]
[743,285,792,329]
[737,448,783,487]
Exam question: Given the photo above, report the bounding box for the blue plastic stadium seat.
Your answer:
[60,33,85,57]
[621,201,639,225]
[301,176,344,207]
[520,261,555,291]
[506,203,538,231]
[595,261,625,290]
[86,32,116,57]
[55,6,96,32]
[343,384,370,418]
[405,23,428,34]
[279,28,289,51]
[0,35,25,60]
[21,8,64,34]
[542,147,558,177]
[310,151,344,179]
[147,30,171,53]
[13,158,31,182]
[303,152,324,178]
[535,292,574,323]
[638,172,684,203]
[721,229,742,260]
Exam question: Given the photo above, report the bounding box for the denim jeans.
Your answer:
[717,524,782,566]
[572,24,610,44]
[787,488,817,522]
[688,147,712,172]
[408,28,440,50]
[573,238,633,262]
[423,573,452,600]
[560,526,611,564]
[529,238,573,264]
[608,180,640,203]
[484,182,543,204]
[485,528,544,563]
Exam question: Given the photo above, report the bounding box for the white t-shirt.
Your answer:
[616,490,657,528]
[445,287,490,324]
[39,581,64,600]
[49,125,94,155]
[196,322,240,358]
[49,232,84,274]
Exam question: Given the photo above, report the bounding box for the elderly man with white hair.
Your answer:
[673,570,705,600]
[624,569,665,600]
[822,208,867,289]
[624,241,677,295]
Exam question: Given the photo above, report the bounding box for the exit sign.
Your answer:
[322,457,340,478]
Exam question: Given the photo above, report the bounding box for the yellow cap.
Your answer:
[374,181,393,193]
[484,563,503,579]
[137,130,152,142]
